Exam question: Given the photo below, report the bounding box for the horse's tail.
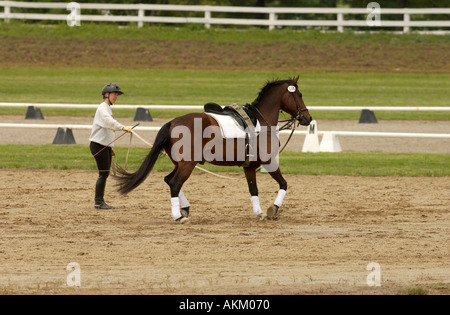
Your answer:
[115,122,171,195]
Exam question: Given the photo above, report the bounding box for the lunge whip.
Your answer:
[92,123,140,159]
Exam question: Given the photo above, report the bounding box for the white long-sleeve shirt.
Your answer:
[89,102,124,147]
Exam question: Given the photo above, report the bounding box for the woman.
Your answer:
[89,83,132,210]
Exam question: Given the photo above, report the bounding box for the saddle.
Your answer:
[204,102,257,130]
[204,102,258,167]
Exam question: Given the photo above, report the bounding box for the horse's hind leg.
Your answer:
[166,162,196,222]
[267,167,287,220]
[164,166,190,218]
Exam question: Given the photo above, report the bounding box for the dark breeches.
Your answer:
[90,141,112,177]
[90,142,112,203]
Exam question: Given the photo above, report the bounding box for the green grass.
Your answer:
[0,69,449,121]
[2,22,448,45]
[1,145,448,177]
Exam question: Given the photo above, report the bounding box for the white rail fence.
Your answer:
[1,122,449,153]
[1,1,449,33]
[1,103,449,151]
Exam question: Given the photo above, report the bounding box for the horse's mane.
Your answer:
[250,78,296,107]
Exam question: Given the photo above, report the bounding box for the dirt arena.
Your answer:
[0,168,449,295]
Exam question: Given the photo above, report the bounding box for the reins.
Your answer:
[279,120,297,154]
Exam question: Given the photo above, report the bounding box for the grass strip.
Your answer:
[1,144,448,177]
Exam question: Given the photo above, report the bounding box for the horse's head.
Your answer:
[280,76,312,126]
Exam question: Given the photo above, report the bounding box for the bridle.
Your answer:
[247,83,309,131]
[277,84,310,153]
[279,84,309,131]
[242,81,311,156]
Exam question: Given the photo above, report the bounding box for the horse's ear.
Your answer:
[293,75,300,84]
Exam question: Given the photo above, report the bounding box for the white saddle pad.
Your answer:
[205,112,260,139]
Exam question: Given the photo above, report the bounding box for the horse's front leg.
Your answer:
[244,166,266,220]
[267,167,287,220]
[178,190,190,218]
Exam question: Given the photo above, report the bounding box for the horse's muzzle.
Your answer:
[299,115,312,126]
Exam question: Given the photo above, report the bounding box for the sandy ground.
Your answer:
[1,115,450,153]
[0,169,449,295]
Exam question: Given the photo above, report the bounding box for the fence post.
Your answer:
[269,12,277,31]
[138,7,144,28]
[4,3,11,23]
[337,13,344,32]
[204,10,211,29]
[403,13,410,33]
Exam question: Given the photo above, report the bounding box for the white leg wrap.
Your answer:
[251,196,263,216]
[179,190,190,209]
[171,197,182,221]
[274,189,287,208]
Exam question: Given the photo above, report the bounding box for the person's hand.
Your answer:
[111,148,116,156]
[123,126,132,133]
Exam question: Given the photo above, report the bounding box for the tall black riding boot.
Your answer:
[94,175,114,210]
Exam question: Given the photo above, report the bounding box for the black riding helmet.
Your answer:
[102,83,124,96]
[102,83,124,105]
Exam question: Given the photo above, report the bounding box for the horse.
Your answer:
[114,76,312,223]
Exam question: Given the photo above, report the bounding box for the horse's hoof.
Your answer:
[181,207,190,218]
[266,205,279,220]
[175,216,189,224]
[257,213,267,221]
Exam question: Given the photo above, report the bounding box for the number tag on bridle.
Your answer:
[288,85,296,93]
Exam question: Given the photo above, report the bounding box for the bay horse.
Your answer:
[114,76,312,223]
